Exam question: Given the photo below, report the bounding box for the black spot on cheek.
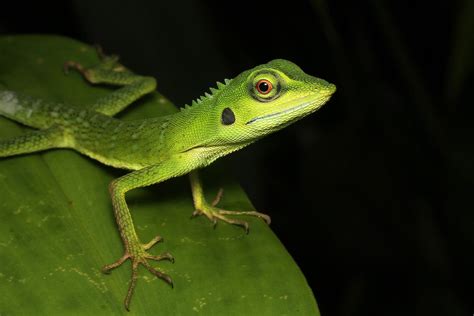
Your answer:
[221,107,235,125]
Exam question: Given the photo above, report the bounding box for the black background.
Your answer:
[1,1,473,315]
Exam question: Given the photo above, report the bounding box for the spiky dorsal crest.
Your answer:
[180,78,232,111]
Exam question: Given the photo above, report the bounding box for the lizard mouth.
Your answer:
[245,93,333,125]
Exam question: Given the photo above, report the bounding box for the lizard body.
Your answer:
[0,52,335,310]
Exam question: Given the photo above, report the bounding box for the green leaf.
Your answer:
[0,35,319,315]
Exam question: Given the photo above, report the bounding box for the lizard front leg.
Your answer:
[189,171,271,233]
[103,157,195,311]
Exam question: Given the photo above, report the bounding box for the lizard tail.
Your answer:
[0,90,62,129]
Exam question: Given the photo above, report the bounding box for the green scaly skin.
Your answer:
[0,50,336,310]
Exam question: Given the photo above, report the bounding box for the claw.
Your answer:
[218,210,271,225]
[192,207,268,233]
[102,254,129,274]
[124,264,139,311]
[190,185,270,232]
[103,236,173,311]
[63,61,97,82]
[143,263,174,288]
[192,208,218,227]
[63,61,85,75]
[146,252,175,263]
[244,222,250,234]
[143,235,163,250]
[211,188,224,207]
[191,209,200,218]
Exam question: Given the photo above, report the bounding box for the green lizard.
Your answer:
[0,50,335,310]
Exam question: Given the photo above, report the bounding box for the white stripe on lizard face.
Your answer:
[245,100,315,125]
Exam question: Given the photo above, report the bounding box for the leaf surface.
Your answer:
[0,35,319,315]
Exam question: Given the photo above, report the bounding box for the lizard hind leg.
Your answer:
[63,48,156,117]
[63,48,126,84]
[189,171,271,233]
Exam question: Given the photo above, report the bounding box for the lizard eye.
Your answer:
[251,71,281,101]
[256,79,272,94]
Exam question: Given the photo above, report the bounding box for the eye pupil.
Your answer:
[259,82,269,92]
[256,79,272,94]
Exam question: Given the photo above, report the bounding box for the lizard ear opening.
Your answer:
[221,108,235,125]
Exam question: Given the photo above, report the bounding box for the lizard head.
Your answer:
[211,59,336,144]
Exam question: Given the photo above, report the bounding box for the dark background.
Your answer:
[1,1,473,315]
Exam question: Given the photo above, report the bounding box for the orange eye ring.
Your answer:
[255,79,273,94]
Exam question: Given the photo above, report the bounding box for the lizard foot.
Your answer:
[102,235,174,311]
[191,188,271,233]
[63,47,128,82]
